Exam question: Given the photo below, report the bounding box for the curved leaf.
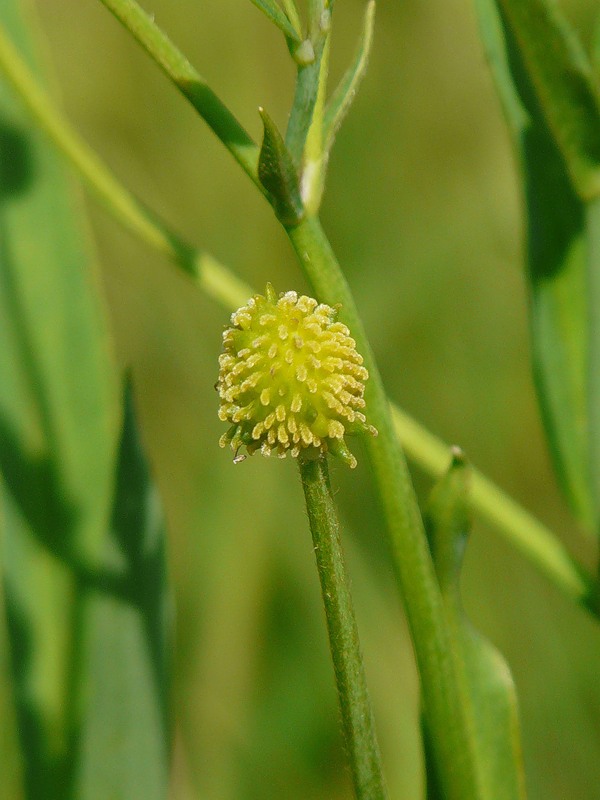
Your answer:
[474,0,596,529]
[423,452,527,800]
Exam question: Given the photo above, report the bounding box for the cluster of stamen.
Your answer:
[217,285,376,468]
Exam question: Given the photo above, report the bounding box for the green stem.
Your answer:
[96,0,262,190]
[1,17,594,616]
[287,215,481,798]
[298,455,388,800]
[0,20,252,311]
[285,0,329,168]
[391,406,595,610]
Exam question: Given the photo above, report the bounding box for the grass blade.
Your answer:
[0,18,253,305]
[0,0,118,795]
[474,0,596,528]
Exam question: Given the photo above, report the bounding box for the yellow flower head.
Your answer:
[217,285,376,468]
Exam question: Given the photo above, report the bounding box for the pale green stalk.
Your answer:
[391,406,594,608]
[300,34,330,213]
[97,0,262,189]
[0,18,592,616]
[0,21,252,310]
[286,216,482,799]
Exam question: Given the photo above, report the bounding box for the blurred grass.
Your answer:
[2,0,600,798]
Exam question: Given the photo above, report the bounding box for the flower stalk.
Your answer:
[299,454,388,800]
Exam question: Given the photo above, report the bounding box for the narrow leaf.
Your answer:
[281,0,302,38]
[474,0,595,528]
[424,451,527,800]
[73,384,170,800]
[496,0,600,200]
[285,5,330,168]
[249,0,302,42]
[0,1,118,797]
[258,107,304,225]
[323,0,375,155]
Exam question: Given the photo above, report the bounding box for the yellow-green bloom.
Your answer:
[217,284,376,468]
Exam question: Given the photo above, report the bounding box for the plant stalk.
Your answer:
[0,20,253,309]
[287,214,481,798]
[96,0,262,190]
[298,455,388,800]
[391,405,594,609]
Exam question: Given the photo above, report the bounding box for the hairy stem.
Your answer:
[287,215,481,799]
[299,455,388,800]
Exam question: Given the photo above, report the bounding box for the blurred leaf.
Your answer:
[474,0,595,528]
[73,383,170,800]
[423,452,527,800]
[495,0,600,199]
[0,0,118,796]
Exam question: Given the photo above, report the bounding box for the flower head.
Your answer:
[217,284,376,468]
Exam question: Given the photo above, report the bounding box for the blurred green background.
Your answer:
[2,0,600,797]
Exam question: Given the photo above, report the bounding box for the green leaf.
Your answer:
[285,3,330,169]
[495,0,600,200]
[424,451,527,800]
[0,0,118,795]
[297,0,374,212]
[323,0,375,157]
[72,384,170,800]
[249,0,302,42]
[258,107,304,225]
[474,0,595,528]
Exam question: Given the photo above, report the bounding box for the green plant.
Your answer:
[1,0,599,798]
